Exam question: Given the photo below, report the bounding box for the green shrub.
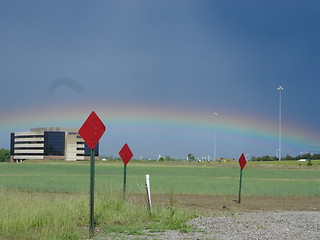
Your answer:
[0,148,10,162]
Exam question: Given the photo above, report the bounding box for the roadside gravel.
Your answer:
[110,211,320,240]
[188,211,320,240]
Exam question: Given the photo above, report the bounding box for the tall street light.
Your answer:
[213,113,218,161]
[277,86,284,161]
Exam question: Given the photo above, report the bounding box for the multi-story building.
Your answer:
[10,127,99,162]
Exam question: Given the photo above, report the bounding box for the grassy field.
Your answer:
[0,160,319,196]
[0,160,319,239]
[0,190,197,240]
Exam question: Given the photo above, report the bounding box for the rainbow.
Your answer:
[1,102,318,157]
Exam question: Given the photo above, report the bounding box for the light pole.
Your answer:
[213,113,218,161]
[277,86,284,161]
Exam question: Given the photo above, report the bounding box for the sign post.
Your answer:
[79,111,106,237]
[89,149,95,234]
[146,174,152,215]
[119,143,133,198]
[238,153,247,204]
[123,164,127,197]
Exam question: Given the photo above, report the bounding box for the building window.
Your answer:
[14,135,43,138]
[84,142,99,156]
[44,132,65,156]
[10,133,14,155]
[76,143,99,156]
[14,147,43,150]
[14,141,44,144]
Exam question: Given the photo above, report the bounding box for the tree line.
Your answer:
[251,153,320,161]
[2,147,319,162]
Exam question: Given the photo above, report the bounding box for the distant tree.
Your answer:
[312,153,320,160]
[252,153,320,161]
[285,154,295,160]
[305,153,312,159]
[187,154,195,161]
[0,149,10,162]
[165,155,172,161]
[261,155,269,161]
[251,155,276,161]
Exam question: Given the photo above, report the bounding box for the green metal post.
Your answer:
[123,165,127,198]
[238,169,243,204]
[89,149,95,236]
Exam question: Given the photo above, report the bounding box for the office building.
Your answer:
[10,127,99,162]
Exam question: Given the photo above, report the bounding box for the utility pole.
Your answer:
[277,86,284,161]
[213,112,218,161]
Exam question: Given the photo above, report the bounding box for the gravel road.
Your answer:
[110,211,320,240]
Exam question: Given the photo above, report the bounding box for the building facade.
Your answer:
[10,127,99,162]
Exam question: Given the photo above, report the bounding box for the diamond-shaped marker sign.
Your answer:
[119,143,133,166]
[79,111,106,150]
[238,153,247,170]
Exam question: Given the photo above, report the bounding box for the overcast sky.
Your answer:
[1,1,320,159]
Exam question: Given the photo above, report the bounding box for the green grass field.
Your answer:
[0,160,319,239]
[0,160,319,196]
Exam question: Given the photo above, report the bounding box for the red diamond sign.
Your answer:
[238,153,247,170]
[78,111,106,150]
[119,143,133,166]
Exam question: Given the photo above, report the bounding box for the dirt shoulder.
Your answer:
[129,194,320,213]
